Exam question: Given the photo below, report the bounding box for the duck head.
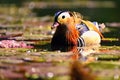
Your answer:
[51,11,75,29]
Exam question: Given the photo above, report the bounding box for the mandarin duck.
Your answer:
[51,11,104,58]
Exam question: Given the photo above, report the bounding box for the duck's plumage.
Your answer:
[51,11,104,59]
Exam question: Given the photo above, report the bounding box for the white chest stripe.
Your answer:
[77,37,85,53]
[77,37,85,47]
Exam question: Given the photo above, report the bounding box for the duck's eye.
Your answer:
[62,15,65,19]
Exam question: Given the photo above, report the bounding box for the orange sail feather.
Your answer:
[80,19,104,39]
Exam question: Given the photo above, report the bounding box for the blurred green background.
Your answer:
[0,0,120,40]
[0,1,120,80]
[0,0,120,22]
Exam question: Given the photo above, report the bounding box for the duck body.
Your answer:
[51,11,104,57]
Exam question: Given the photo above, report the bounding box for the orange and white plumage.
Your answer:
[81,31,101,47]
[51,11,104,59]
[51,11,80,52]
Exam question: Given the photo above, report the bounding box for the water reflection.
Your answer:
[51,44,99,61]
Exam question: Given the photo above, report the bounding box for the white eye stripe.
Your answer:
[58,12,71,19]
